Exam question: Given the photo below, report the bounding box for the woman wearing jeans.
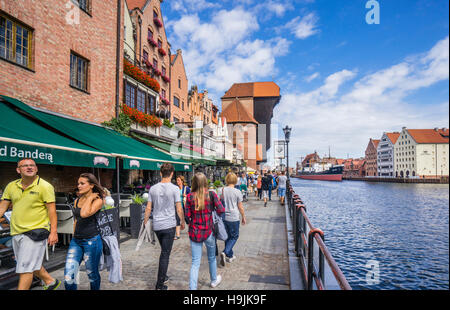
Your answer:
[219,173,247,267]
[185,173,225,290]
[64,173,104,290]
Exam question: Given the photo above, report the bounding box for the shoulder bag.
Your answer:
[208,191,228,241]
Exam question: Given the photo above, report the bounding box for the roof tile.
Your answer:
[221,98,258,124]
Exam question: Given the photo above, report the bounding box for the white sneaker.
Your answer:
[210,275,222,288]
[226,255,236,263]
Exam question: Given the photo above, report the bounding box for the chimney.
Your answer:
[177,49,182,55]
[434,128,439,132]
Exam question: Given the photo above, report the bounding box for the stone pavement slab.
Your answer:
[35,192,290,290]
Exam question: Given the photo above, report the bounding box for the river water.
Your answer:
[290,178,449,290]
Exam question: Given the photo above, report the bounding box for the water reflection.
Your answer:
[291,178,449,290]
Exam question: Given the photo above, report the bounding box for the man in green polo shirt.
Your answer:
[0,158,60,290]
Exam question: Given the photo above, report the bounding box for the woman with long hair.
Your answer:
[64,173,104,290]
[175,175,190,240]
[218,172,246,267]
[185,172,225,290]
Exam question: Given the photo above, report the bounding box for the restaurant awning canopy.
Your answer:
[0,101,116,168]
[132,133,216,166]
[1,95,191,171]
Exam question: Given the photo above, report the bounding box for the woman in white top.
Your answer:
[218,172,246,267]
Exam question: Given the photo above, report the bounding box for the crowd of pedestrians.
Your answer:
[0,158,288,290]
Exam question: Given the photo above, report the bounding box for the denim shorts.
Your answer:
[279,188,286,197]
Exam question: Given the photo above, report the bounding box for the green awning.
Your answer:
[131,133,216,166]
[1,95,191,170]
[0,101,115,168]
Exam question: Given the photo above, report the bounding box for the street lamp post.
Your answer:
[283,126,292,179]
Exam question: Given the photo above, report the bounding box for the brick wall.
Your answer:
[0,0,123,124]
[170,50,189,123]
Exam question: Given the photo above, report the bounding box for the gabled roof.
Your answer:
[386,132,400,144]
[222,82,280,99]
[407,129,449,144]
[373,139,380,148]
[126,0,147,10]
[221,98,258,124]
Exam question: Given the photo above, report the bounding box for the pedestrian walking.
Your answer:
[175,175,190,239]
[143,163,185,290]
[261,173,272,207]
[218,173,246,267]
[0,158,60,290]
[256,175,262,200]
[185,173,225,290]
[64,173,104,290]
[277,171,288,205]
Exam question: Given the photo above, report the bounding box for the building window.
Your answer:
[162,66,166,76]
[158,39,162,48]
[148,29,153,40]
[173,96,180,108]
[182,101,184,111]
[178,79,181,89]
[0,14,32,69]
[161,89,166,98]
[137,89,146,113]
[148,94,156,115]
[70,52,89,92]
[153,58,158,69]
[125,82,136,108]
[153,10,158,18]
[143,50,148,62]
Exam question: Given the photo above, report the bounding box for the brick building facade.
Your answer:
[128,0,171,111]
[169,49,189,123]
[365,138,380,176]
[0,0,123,124]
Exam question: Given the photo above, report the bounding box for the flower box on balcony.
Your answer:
[124,59,160,93]
[161,98,170,105]
[148,38,157,47]
[144,59,152,68]
[162,75,170,83]
[154,68,162,76]
[154,18,162,28]
[122,104,162,128]
[158,47,166,56]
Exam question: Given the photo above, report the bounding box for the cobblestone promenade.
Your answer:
[40,192,290,290]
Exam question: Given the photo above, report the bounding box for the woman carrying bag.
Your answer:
[185,173,225,290]
[64,173,104,290]
[219,173,246,267]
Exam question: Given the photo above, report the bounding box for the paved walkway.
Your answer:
[38,192,290,290]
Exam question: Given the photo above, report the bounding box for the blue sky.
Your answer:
[161,0,449,166]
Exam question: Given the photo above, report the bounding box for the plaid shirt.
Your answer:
[185,190,225,242]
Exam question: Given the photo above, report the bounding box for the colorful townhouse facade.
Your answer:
[365,138,380,177]
[377,132,400,177]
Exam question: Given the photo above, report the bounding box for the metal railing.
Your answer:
[286,180,352,290]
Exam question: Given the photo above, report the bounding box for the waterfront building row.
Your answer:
[366,127,449,178]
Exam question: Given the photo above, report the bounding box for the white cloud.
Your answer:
[305,72,320,82]
[167,8,291,104]
[285,12,320,39]
[169,0,221,14]
[273,36,450,161]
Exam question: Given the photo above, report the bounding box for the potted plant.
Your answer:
[129,193,146,239]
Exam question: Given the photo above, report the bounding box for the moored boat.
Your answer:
[294,165,344,181]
